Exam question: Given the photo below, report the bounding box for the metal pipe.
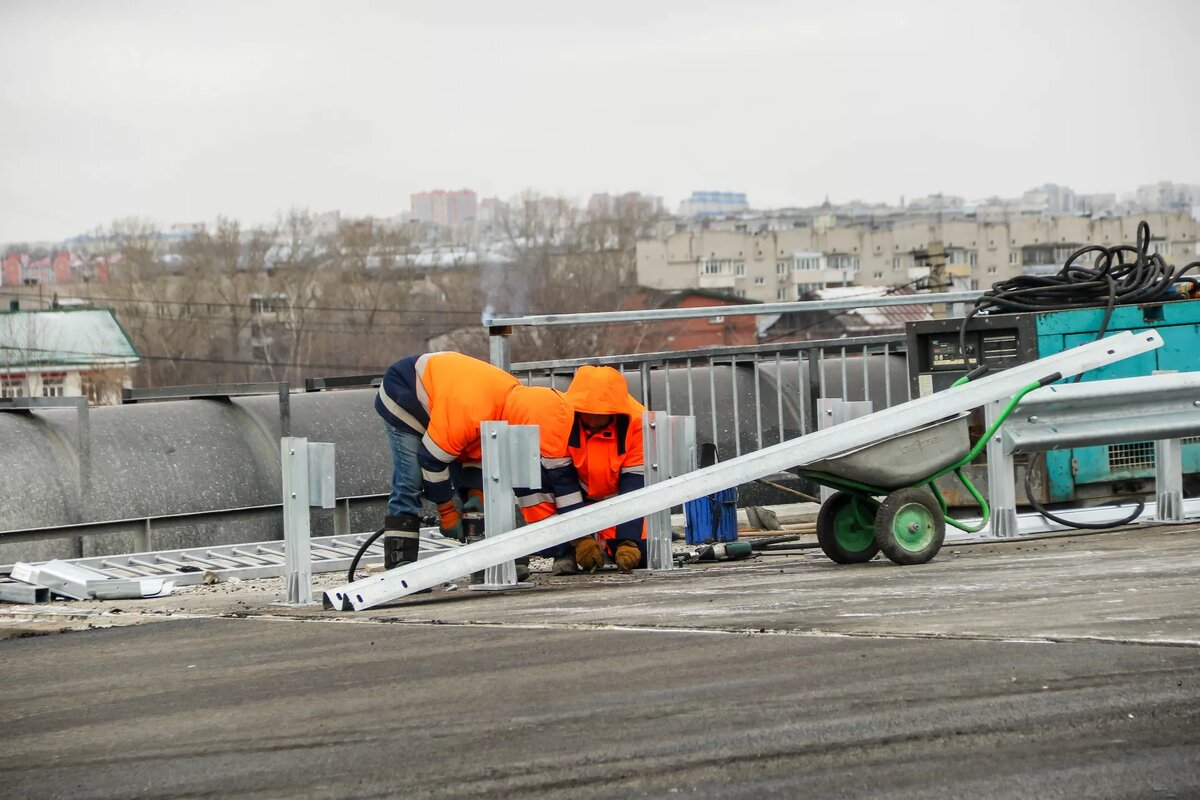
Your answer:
[775,353,784,445]
[485,291,983,327]
[664,361,673,414]
[884,342,892,407]
[708,356,718,448]
[862,345,870,405]
[731,357,741,457]
[840,347,848,399]
[753,358,763,451]
[514,333,902,373]
[686,358,694,418]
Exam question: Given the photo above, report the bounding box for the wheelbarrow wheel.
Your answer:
[817,491,880,564]
[874,487,945,565]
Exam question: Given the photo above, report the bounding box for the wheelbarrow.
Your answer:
[795,372,1057,566]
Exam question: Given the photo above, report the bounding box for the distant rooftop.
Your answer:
[0,307,140,369]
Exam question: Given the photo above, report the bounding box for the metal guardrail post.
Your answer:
[667,415,698,567]
[472,421,539,591]
[280,437,335,605]
[985,399,1019,538]
[644,412,695,570]
[1154,438,1185,523]
[643,412,671,570]
[805,352,821,435]
[488,325,512,371]
[281,437,313,604]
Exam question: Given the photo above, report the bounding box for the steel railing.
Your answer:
[512,334,909,456]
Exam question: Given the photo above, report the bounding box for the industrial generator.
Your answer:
[906,298,1200,504]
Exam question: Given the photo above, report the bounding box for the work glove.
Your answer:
[437,500,464,542]
[573,536,603,572]
[614,541,642,574]
[463,488,485,514]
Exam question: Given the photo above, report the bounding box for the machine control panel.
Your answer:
[906,314,1039,396]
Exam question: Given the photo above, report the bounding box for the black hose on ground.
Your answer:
[347,527,387,583]
[1023,452,1144,530]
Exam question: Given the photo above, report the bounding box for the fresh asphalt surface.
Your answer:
[2,528,1199,798]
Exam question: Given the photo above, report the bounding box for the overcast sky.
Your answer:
[1,0,1197,243]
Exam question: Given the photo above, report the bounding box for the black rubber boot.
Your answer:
[383,514,421,570]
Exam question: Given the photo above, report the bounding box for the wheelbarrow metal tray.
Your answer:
[797,413,971,491]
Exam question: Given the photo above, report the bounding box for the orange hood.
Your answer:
[565,365,645,416]
[565,366,645,455]
[502,385,575,459]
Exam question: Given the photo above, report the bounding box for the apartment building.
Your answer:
[678,191,749,217]
[410,189,478,226]
[636,212,1199,304]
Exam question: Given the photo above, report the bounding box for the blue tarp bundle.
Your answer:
[684,487,738,544]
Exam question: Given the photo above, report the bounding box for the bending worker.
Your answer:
[374,351,583,569]
[554,365,648,574]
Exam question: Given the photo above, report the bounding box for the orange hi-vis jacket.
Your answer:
[564,365,647,547]
[374,352,583,522]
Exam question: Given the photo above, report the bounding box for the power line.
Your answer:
[0,294,481,332]
[97,307,468,333]
[1,344,389,372]
[0,288,484,318]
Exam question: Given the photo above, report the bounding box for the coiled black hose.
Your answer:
[960,219,1200,370]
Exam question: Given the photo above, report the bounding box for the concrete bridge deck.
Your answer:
[2,525,1198,798]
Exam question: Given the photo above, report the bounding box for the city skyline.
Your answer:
[2,0,1198,243]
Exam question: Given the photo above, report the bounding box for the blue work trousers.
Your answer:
[384,421,423,518]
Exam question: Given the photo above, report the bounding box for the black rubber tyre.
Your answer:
[816,491,881,564]
[874,487,945,565]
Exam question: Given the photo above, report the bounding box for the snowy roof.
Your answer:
[0,309,140,369]
[810,287,932,328]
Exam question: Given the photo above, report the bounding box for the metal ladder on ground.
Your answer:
[0,530,459,595]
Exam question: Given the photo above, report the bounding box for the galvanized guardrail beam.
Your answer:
[986,372,1200,531]
[1001,373,1200,454]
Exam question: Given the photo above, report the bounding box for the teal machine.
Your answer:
[907,298,1200,504]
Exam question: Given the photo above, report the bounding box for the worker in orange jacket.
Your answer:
[374,352,583,569]
[553,365,648,574]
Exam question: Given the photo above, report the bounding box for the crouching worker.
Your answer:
[552,365,648,574]
[375,351,583,569]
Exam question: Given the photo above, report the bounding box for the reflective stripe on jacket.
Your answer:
[375,352,581,510]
